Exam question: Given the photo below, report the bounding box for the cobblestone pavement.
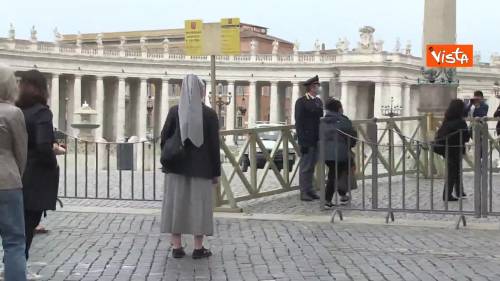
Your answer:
[1,211,499,281]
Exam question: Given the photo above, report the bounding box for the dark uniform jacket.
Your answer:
[294,94,324,148]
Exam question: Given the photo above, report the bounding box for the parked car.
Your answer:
[239,124,296,172]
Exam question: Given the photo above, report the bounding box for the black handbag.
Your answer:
[432,140,446,157]
[160,120,185,166]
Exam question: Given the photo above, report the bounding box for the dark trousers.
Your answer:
[24,210,43,260]
[299,146,318,194]
[325,161,349,202]
[444,155,462,199]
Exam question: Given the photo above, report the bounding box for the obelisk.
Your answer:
[422,0,456,60]
[418,0,458,114]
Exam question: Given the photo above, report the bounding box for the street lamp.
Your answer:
[494,82,500,99]
[214,83,232,129]
[381,97,403,118]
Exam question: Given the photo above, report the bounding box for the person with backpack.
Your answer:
[435,99,471,202]
[160,74,220,259]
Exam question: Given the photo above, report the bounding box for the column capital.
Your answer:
[51,73,60,78]
[270,81,279,86]
[118,76,126,82]
[95,75,104,81]
[227,80,236,85]
[249,80,256,86]
[74,74,82,79]
[140,77,148,83]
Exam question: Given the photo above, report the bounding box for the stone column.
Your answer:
[269,81,279,124]
[138,78,148,140]
[373,82,383,118]
[226,81,236,130]
[161,79,170,125]
[95,76,105,141]
[73,75,82,125]
[402,83,414,139]
[403,84,411,117]
[205,81,212,107]
[50,74,59,129]
[116,77,126,141]
[346,83,358,119]
[248,81,257,127]
[291,82,300,124]
[340,82,349,112]
[329,78,338,98]
[389,83,403,108]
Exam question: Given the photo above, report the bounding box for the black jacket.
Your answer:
[21,104,59,211]
[494,105,500,135]
[160,105,221,179]
[294,94,324,147]
[436,118,471,155]
[321,111,358,162]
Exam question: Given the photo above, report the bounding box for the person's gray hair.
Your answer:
[0,65,18,104]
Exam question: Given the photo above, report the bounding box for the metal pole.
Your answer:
[473,121,482,218]
[211,55,216,109]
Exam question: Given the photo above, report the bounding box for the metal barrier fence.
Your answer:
[55,135,162,201]
[318,117,500,229]
[56,116,500,224]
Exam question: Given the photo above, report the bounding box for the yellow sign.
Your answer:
[184,20,203,56]
[220,18,241,55]
[184,18,240,55]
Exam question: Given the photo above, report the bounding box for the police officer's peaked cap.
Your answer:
[303,75,320,87]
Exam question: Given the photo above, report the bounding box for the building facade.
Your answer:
[2,24,500,142]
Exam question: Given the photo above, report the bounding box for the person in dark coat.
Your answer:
[321,98,358,208]
[160,74,221,260]
[494,104,500,136]
[15,70,59,263]
[464,90,489,118]
[436,99,471,201]
[295,75,324,201]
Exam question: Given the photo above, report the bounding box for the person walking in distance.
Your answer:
[295,75,324,201]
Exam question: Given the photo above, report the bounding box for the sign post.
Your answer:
[184,18,241,108]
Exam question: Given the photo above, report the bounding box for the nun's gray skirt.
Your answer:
[160,173,214,235]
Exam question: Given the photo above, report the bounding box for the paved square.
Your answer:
[2,210,499,281]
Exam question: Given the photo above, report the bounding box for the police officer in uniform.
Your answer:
[295,75,323,201]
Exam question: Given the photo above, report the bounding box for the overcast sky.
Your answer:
[1,0,497,60]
